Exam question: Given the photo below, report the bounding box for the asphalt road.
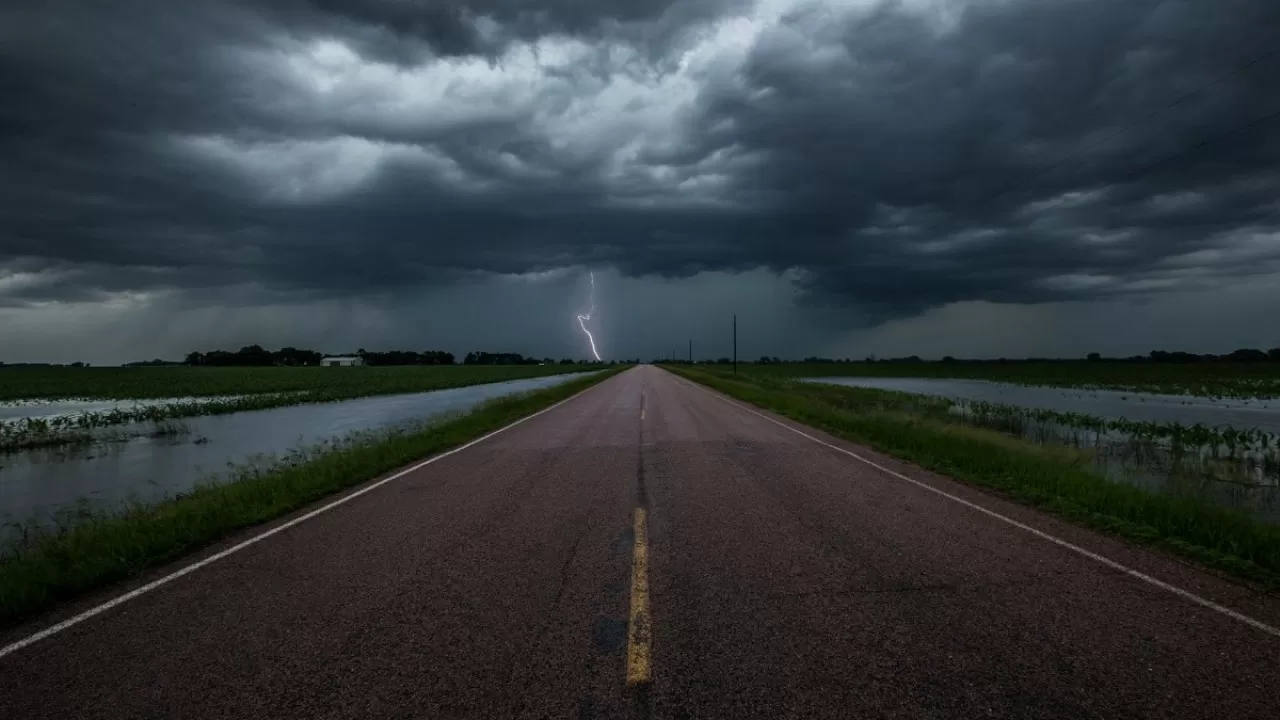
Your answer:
[2,365,1278,718]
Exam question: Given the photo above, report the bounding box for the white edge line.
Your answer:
[0,374,615,660]
[670,373,1280,640]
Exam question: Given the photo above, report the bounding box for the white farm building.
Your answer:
[320,356,365,367]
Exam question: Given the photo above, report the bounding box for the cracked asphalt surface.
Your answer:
[2,365,1278,718]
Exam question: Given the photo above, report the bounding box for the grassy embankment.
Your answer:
[746,360,1280,399]
[669,366,1280,588]
[0,366,625,626]
[0,364,610,452]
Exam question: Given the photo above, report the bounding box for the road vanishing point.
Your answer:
[2,365,1278,718]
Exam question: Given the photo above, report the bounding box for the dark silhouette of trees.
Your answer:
[463,351,537,365]
[183,346,453,367]
[358,350,454,366]
[1224,348,1269,362]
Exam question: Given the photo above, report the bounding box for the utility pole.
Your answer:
[688,339,692,364]
[733,314,738,375]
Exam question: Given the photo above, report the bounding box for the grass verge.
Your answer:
[0,367,625,626]
[668,366,1280,589]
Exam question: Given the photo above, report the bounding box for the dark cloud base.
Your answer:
[2,0,1280,326]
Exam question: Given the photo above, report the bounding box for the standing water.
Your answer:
[0,373,593,536]
[804,377,1280,433]
[804,376,1280,523]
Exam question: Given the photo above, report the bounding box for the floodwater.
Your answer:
[0,373,592,536]
[804,377,1280,433]
[806,377,1280,523]
[0,396,252,423]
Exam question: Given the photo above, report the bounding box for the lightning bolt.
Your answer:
[577,271,602,361]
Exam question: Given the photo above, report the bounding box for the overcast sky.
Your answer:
[3,0,1279,364]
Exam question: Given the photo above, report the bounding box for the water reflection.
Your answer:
[0,373,591,534]
[805,377,1280,523]
[0,396,251,423]
[805,377,1280,433]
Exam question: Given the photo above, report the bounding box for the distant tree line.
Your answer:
[124,359,182,367]
[359,349,455,366]
[174,346,617,367]
[184,346,326,367]
[181,345,457,367]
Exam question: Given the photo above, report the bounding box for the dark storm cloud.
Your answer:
[3,0,1280,322]
[688,0,1280,315]
[277,0,733,59]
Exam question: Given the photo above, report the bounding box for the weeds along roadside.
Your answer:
[667,366,1280,589]
[0,367,625,627]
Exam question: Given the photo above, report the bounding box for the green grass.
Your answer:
[669,366,1280,588]
[740,360,1280,398]
[0,363,612,402]
[0,366,626,626]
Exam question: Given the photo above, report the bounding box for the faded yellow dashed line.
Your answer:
[626,507,652,686]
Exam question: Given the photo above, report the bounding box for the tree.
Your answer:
[1086,352,1101,362]
[1224,348,1268,362]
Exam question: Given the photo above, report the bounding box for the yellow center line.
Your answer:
[626,507,652,687]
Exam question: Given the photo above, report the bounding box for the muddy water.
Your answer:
[805,377,1280,433]
[0,373,592,535]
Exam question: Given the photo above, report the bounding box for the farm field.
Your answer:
[0,367,626,623]
[0,363,609,402]
[742,361,1280,398]
[0,364,610,452]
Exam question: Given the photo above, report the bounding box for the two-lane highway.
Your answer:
[2,365,1278,718]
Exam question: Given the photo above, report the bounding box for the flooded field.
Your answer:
[0,396,247,422]
[0,373,591,537]
[806,377,1280,432]
[805,377,1280,523]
